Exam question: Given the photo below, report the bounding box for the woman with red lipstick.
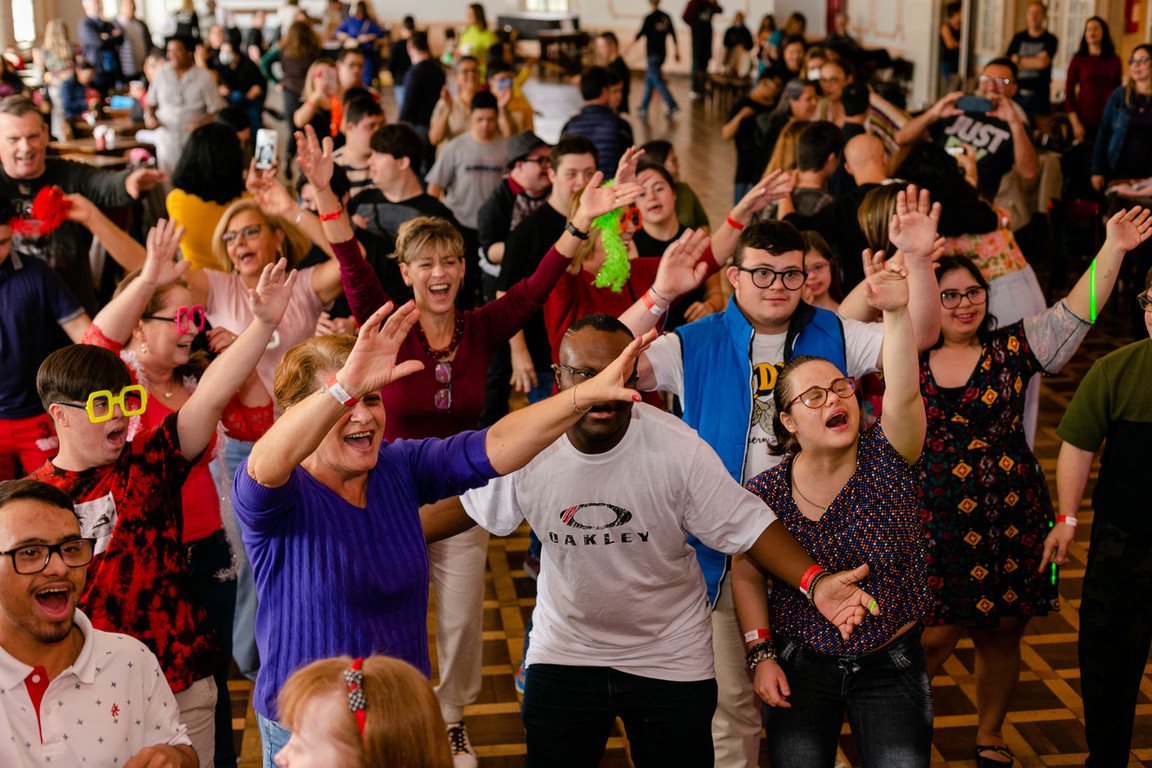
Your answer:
[731,243,933,766]
[80,218,271,768]
[917,207,1151,767]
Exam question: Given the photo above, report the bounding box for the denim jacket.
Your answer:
[1092,87,1130,177]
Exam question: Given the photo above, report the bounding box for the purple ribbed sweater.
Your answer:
[232,429,496,720]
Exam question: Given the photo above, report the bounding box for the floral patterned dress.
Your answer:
[918,304,1089,627]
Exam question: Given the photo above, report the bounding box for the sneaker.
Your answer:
[515,660,527,695]
[689,91,702,100]
[447,721,478,768]
[667,105,680,118]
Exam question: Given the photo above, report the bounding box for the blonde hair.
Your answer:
[42,21,74,64]
[273,334,355,412]
[392,217,464,263]
[277,655,453,768]
[301,58,337,102]
[764,119,809,177]
[211,199,312,272]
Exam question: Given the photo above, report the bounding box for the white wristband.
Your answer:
[326,374,358,407]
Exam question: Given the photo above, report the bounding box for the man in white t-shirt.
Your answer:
[461,314,877,767]
[0,479,195,768]
[622,192,942,768]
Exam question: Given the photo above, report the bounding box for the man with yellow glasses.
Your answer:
[28,219,299,768]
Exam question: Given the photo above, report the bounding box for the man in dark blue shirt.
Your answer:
[627,0,680,117]
[561,67,634,175]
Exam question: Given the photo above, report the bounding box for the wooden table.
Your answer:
[49,136,152,156]
[56,153,130,170]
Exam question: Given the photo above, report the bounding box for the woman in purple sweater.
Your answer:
[233,296,656,767]
[292,126,654,758]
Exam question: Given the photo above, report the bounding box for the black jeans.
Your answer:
[1080,516,1152,767]
[522,663,717,767]
[764,625,933,768]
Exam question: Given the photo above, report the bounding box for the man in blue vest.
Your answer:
[622,180,943,768]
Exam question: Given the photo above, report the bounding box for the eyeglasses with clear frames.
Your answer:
[736,266,808,290]
[1138,293,1152,312]
[940,287,988,309]
[141,305,206,334]
[0,537,96,575]
[978,74,1013,87]
[221,224,263,244]
[787,377,857,410]
[1130,56,1151,65]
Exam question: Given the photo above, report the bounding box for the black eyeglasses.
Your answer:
[553,361,638,383]
[522,157,551,166]
[1138,293,1152,311]
[434,361,452,411]
[0,538,96,575]
[141,305,206,334]
[736,266,808,290]
[787,377,857,409]
[940,287,988,309]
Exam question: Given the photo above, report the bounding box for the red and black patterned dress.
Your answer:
[918,317,1073,628]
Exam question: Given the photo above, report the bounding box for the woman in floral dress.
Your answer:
[918,207,1150,768]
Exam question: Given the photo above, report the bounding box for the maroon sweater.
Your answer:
[332,237,569,439]
[1064,53,1122,129]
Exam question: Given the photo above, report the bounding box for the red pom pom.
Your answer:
[10,186,72,238]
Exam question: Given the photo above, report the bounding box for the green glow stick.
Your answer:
[1090,259,1097,323]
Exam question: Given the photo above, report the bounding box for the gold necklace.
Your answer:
[791,457,830,512]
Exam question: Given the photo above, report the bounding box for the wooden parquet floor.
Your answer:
[227,72,1152,767]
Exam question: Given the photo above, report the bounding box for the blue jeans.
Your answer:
[763,625,933,768]
[257,712,291,767]
[522,664,717,767]
[640,55,676,111]
[733,181,754,205]
[393,84,406,111]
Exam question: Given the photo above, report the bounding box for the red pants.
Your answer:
[0,413,59,480]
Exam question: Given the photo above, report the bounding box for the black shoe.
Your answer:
[975,745,1014,768]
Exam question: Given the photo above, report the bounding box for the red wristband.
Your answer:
[726,215,745,231]
[326,374,358,406]
[641,289,666,316]
[743,628,773,645]
[799,565,825,596]
[1055,515,1078,527]
[319,207,343,221]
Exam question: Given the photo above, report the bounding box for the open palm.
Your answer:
[294,124,336,191]
[1105,207,1152,253]
[248,258,298,326]
[888,185,942,259]
[340,301,425,397]
[142,219,190,286]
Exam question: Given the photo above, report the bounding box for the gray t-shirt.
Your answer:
[425,132,508,230]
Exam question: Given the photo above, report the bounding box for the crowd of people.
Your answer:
[1,2,1151,768]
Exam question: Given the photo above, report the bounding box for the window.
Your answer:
[12,0,36,44]
[1048,0,1094,71]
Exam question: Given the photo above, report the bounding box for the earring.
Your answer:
[140,343,148,355]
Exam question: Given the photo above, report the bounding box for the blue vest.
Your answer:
[674,298,847,603]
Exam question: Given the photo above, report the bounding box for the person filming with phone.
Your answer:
[896,58,1038,200]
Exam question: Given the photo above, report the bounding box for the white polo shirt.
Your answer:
[0,610,191,767]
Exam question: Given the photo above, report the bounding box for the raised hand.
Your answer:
[575,172,642,224]
[888,185,942,260]
[812,563,880,641]
[651,228,711,299]
[247,257,298,326]
[572,328,658,410]
[337,301,425,398]
[246,158,296,219]
[732,170,794,222]
[614,145,645,185]
[294,124,336,192]
[861,248,910,313]
[141,218,190,287]
[1104,207,1152,253]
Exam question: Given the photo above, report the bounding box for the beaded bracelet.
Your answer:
[745,640,778,672]
[743,628,773,645]
[804,571,830,608]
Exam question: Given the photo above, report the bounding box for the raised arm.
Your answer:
[862,248,926,463]
[989,96,1039,181]
[1064,207,1152,321]
[246,301,423,488]
[619,227,711,335]
[896,92,961,146]
[711,170,793,266]
[64,193,146,273]
[179,259,297,462]
[482,328,657,474]
[89,218,189,343]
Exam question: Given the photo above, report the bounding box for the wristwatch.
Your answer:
[564,221,590,240]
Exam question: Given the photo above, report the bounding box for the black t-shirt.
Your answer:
[637,11,676,60]
[399,58,446,127]
[732,98,776,183]
[347,188,459,243]
[632,224,705,330]
[1006,30,1058,93]
[217,58,265,95]
[388,39,412,83]
[784,182,879,291]
[929,113,1016,200]
[499,203,566,370]
[723,25,754,52]
[0,159,134,315]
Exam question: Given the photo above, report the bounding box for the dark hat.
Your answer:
[506,131,551,167]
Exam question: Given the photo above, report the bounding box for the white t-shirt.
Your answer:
[646,317,884,481]
[461,404,777,682]
[0,611,191,768]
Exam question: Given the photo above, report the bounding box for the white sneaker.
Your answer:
[447,721,478,768]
